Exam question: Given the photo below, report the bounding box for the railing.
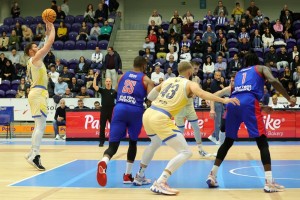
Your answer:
[108,14,121,49]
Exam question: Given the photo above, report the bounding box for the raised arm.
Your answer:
[93,71,100,91]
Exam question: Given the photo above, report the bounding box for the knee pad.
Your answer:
[104,142,120,158]
[127,140,137,161]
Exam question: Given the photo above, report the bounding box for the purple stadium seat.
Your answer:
[24,16,34,25]
[293,20,300,30]
[227,38,238,49]
[254,48,263,58]
[75,15,84,23]
[0,90,5,98]
[229,48,238,58]
[53,41,64,50]
[54,23,60,30]
[68,31,78,41]
[259,57,264,64]
[64,15,75,24]
[5,90,17,98]
[192,58,202,63]
[20,41,28,50]
[68,59,79,69]
[98,40,108,49]
[71,23,81,33]
[9,25,15,32]
[60,59,69,67]
[4,17,14,26]
[34,16,43,24]
[271,68,279,78]
[65,23,71,31]
[276,48,281,54]
[87,40,98,50]
[87,89,94,97]
[76,40,86,50]
[86,22,93,30]
[85,59,92,67]
[68,69,75,76]
[11,80,20,91]
[29,24,37,32]
[286,38,296,49]
[14,17,24,24]
[0,25,9,34]
[264,48,270,55]
[161,22,169,31]
[63,40,75,50]
[0,80,11,92]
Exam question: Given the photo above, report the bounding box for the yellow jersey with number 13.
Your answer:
[151,77,189,117]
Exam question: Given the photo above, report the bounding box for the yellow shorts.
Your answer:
[174,103,198,127]
[28,88,48,118]
[143,107,180,141]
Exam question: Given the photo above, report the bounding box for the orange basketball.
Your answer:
[42,9,56,23]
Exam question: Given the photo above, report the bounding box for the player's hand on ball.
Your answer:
[224,97,240,106]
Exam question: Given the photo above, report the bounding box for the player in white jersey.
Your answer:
[24,19,55,171]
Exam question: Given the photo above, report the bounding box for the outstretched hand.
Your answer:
[224,97,240,106]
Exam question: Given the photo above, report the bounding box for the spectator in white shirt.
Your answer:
[91,47,103,69]
[148,9,162,26]
[8,48,20,67]
[88,22,101,41]
[48,65,60,83]
[203,55,215,78]
[61,0,69,15]
[269,94,284,108]
[151,65,164,85]
[164,67,176,80]
[179,45,191,62]
[214,55,227,77]
[166,46,178,62]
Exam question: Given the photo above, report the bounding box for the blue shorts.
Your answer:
[109,103,144,142]
[225,93,266,139]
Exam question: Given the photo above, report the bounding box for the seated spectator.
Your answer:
[179,45,192,63]
[75,99,89,109]
[168,37,179,54]
[168,18,181,35]
[0,32,9,51]
[260,17,272,34]
[69,77,80,95]
[85,69,95,89]
[99,20,112,41]
[51,0,58,14]
[170,10,183,25]
[22,25,33,42]
[34,23,45,41]
[180,35,192,49]
[204,46,216,62]
[76,86,91,99]
[60,66,73,84]
[226,18,238,39]
[53,99,69,140]
[254,10,265,25]
[182,11,194,25]
[94,101,101,110]
[280,10,293,27]
[289,46,299,62]
[214,1,229,17]
[260,86,270,106]
[75,56,90,80]
[204,36,216,53]
[283,19,293,40]
[269,94,284,108]
[13,22,23,41]
[216,29,225,42]
[156,27,168,41]
[273,19,284,39]
[143,48,154,63]
[54,76,68,98]
[95,3,107,23]
[148,9,162,26]
[55,58,64,73]
[287,81,296,96]
[277,46,289,70]
[8,30,20,51]
[291,55,300,73]
[190,35,204,58]
[251,29,262,48]
[148,29,157,44]
[216,37,228,59]
[286,96,299,108]
[238,27,250,42]
[16,77,27,98]
[56,5,66,22]
[239,17,250,31]
[232,2,244,22]
[156,38,168,59]
[203,10,216,28]
[215,11,228,28]
[56,21,68,42]
[0,60,15,81]
[164,67,176,80]
[169,29,181,42]
[238,37,251,57]
[203,55,215,78]
[91,47,103,69]
[62,87,75,98]
[44,51,55,69]
[147,20,159,35]
[182,19,194,39]
[202,26,217,43]
[11,2,20,18]
[8,48,21,72]
[89,22,101,41]
[151,65,164,85]
[227,53,242,75]
[164,55,178,75]
[264,45,277,66]
[84,4,95,24]
[280,66,291,89]
[139,37,155,56]
[293,66,300,88]
[47,73,55,98]
[77,21,89,41]
[48,65,60,83]
[166,46,178,62]
[158,77,164,85]
[214,55,227,77]
[200,99,209,108]
[202,78,212,92]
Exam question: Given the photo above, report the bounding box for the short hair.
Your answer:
[178,61,192,74]
[78,99,83,103]
[244,51,259,67]
[24,42,36,56]
[94,101,100,105]
[190,61,200,66]
[133,56,147,68]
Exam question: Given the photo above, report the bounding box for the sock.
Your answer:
[265,171,272,183]
[31,116,46,156]
[197,142,203,151]
[125,162,133,175]
[157,170,171,183]
[211,165,219,176]
[138,166,146,177]
[101,156,110,165]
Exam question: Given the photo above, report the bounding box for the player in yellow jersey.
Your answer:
[24,19,55,171]
[132,61,240,195]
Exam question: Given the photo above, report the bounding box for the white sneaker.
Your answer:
[199,150,211,157]
[150,180,179,195]
[212,153,217,157]
[264,179,285,193]
[208,136,218,145]
[206,172,219,188]
[62,135,66,140]
[133,173,151,186]
[55,135,60,140]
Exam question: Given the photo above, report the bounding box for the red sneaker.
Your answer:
[123,173,134,184]
[97,161,107,187]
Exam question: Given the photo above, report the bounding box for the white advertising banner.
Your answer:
[0,98,100,121]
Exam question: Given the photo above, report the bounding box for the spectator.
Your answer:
[239,17,250,31]
[155,38,168,59]
[77,21,89,41]
[143,48,154,64]
[13,22,23,41]
[269,94,284,108]
[293,66,300,88]
[51,0,58,14]
[22,25,33,42]
[100,0,109,19]
[277,46,289,70]
[216,29,225,42]
[84,4,95,24]
[47,73,55,98]
[204,46,216,62]
[254,10,265,25]
[11,2,21,18]
[164,67,176,80]
[55,58,64,73]
[202,26,217,43]
[213,1,228,16]
[74,99,89,109]
[226,18,238,39]
[99,20,112,41]
[56,21,68,42]
[264,45,278,67]
[214,55,227,77]
[180,35,192,49]
[287,81,296,96]
[108,0,119,13]
[190,35,204,58]
[148,29,157,44]
[75,56,90,80]
[228,53,242,76]
[85,69,95,89]
[260,17,272,34]
[91,47,103,69]
[147,20,159,35]
[16,77,27,98]
[247,0,259,17]
[262,28,274,48]
[203,55,215,78]
[232,2,244,22]
[168,18,181,35]
[273,19,284,39]
[216,37,228,59]
[69,77,80,95]
[215,11,228,27]
[204,36,216,53]
[156,27,168,41]
[281,10,293,25]
[169,29,181,43]
[283,19,293,40]
[168,37,180,54]
[179,45,192,63]
[0,32,9,51]
[61,0,69,15]
[166,46,178,62]
[54,76,68,97]
[60,66,73,84]
[48,65,60,84]
[151,65,164,85]
[291,55,300,73]
[182,11,194,25]
[286,96,298,108]
[76,86,91,99]
[238,37,251,57]
[34,23,45,42]
[203,10,216,28]
[202,78,212,92]
[8,30,20,51]
[251,29,262,48]
[43,51,55,69]
[148,9,162,26]
[182,19,194,39]
[19,52,29,74]
[94,101,101,110]
[170,10,183,25]
[140,37,155,55]
[103,47,122,89]
[62,88,75,98]
[8,48,21,71]
[56,6,66,22]
[0,60,15,81]
[280,66,292,89]
[280,5,293,20]
[164,55,178,75]
[238,27,250,42]
[53,99,69,140]
[95,3,107,23]
[89,22,101,41]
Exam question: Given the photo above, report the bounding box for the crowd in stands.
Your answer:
[140,1,300,108]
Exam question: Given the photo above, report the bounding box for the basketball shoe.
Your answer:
[150,180,179,195]
[264,179,285,193]
[123,173,134,184]
[206,172,219,188]
[199,150,211,157]
[26,155,45,171]
[133,174,151,186]
[96,161,107,186]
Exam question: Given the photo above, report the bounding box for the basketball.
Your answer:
[42,9,56,23]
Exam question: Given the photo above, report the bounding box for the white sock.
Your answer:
[157,170,171,183]
[265,171,273,183]
[211,165,219,176]
[138,166,146,177]
[197,143,203,151]
[125,162,133,175]
[31,116,46,155]
[101,156,110,165]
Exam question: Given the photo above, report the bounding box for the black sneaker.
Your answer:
[27,155,46,171]
[99,141,104,147]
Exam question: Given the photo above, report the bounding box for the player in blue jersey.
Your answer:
[96,56,154,187]
[206,52,294,193]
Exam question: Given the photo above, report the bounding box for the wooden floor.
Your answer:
[0,140,299,200]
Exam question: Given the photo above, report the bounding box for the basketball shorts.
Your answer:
[225,93,266,139]
[109,103,144,142]
[28,88,48,118]
[143,106,181,142]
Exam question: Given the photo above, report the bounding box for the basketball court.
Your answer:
[1,139,299,200]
